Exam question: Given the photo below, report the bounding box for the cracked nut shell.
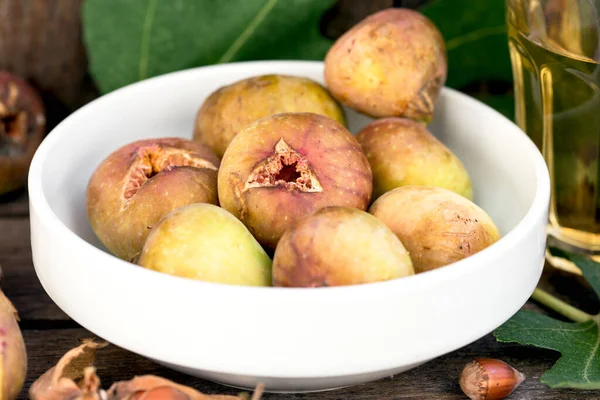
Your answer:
[217,112,372,249]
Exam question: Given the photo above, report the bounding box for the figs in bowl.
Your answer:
[27,61,549,392]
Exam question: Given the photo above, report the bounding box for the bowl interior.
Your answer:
[39,61,536,256]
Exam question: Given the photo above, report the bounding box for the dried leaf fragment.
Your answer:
[107,376,264,400]
[29,339,108,400]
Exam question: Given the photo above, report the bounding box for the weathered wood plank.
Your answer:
[0,189,28,217]
[18,328,596,400]
[0,217,69,320]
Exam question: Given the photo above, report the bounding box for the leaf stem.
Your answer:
[531,288,593,323]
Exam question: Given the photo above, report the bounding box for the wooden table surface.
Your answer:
[1,190,599,400]
[1,0,599,399]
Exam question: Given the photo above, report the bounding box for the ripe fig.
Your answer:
[194,74,346,157]
[273,206,414,287]
[0,289,27,400]
[217,112,373,249]
[369,186,501,273]
[0,71,46,196]
[138,203,272,286]
[86,137,220,262]
[356,117,472,200]
[324,8,447,121]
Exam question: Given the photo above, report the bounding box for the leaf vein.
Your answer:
[502,326,594,333]
[218,0,279,63]
[583,325,600,382]
[138,0,158,81]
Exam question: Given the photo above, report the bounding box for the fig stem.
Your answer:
[531,287,593,323]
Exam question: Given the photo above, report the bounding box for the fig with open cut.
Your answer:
[217,112,373,249]
[86,137,220,261]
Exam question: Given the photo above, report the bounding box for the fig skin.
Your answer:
[356,117,472,200]
[273,206,414,287]
[369,185,501,273]
[86,137,220,262]
[0,71,46,196]
[138,203,272,286]
[217,112,373,249]
[194,74,346,157]
[0,290,27,400]
[323,8,447,121]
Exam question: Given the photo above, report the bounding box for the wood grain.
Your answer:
[17,328,597,400]
[0,217,69,320]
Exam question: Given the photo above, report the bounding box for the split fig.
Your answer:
[369,186,501,273]
[356,117,472,200]
[324,8,447,121]
[273,206,414,287]
[0,71,46,196]
[138,203,272,286]
[194,74,346,157]
[86,137,220,262]
[217,112,373,249]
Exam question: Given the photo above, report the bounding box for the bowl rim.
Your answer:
[27,60,551,297]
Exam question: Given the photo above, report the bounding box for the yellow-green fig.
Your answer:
[138,203,272,286]
[193,74,346,157]
[369,185,500,273]
[324,8,447,121]
[357,117,472,200]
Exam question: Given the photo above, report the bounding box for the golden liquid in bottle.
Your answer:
[507,0,600,252]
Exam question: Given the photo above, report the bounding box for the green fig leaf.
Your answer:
[82,0,335,94]
[495,249,600,389]
[420,0,513,89]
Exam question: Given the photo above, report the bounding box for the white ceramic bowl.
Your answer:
[28,61,550,393]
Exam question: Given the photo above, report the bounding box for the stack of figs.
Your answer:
[86,8,501,288]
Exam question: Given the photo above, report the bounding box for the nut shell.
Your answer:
[459,358,525,400]
[324,8,447,121]
[217,112,373,249]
